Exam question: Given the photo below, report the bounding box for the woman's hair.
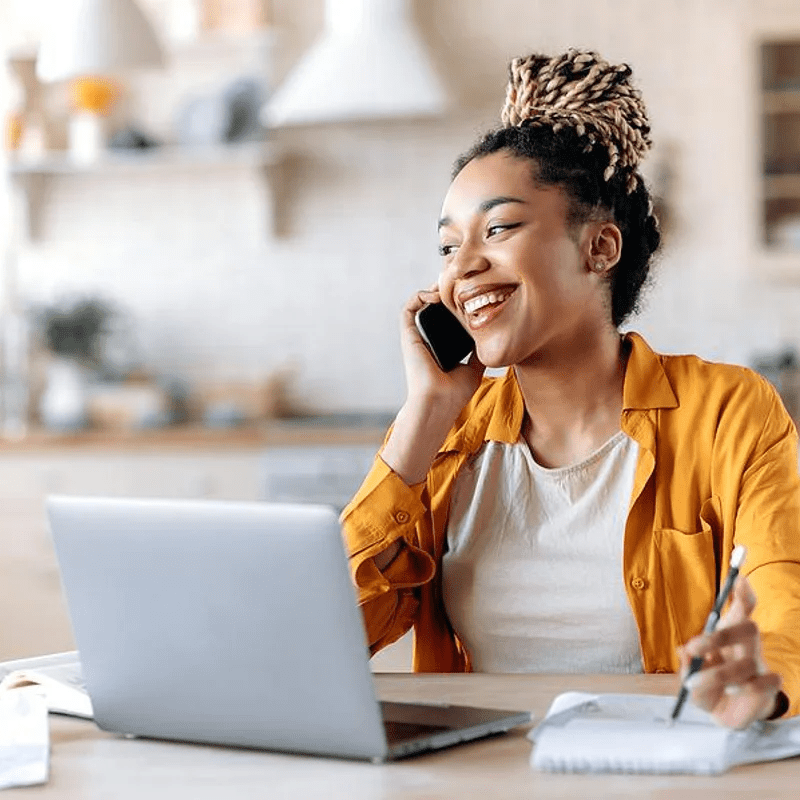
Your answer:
[453,49,661,327]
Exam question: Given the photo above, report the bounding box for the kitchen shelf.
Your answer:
[9,141,283,239]
[764,173,800,199]
[0,419,387,454]
[762,89,800,114]
[760,40,800,256]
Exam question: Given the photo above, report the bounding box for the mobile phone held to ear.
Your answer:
[414,303,475,372]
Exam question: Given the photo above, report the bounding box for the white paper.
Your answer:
[0,651,82,684]
[529,691,800,775]
[0,686,49,789]
[0,651,92,719]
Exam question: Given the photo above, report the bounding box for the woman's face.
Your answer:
[437,151,612,369]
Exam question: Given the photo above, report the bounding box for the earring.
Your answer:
[592,262,605,272]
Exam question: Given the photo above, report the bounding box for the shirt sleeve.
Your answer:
[340,454,436,653]
[734,382,800,716]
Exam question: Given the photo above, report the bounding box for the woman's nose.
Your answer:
[450,241,489,279]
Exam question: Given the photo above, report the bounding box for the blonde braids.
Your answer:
[501,49,651,193]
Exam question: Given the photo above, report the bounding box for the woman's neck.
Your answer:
[515,326,628,468]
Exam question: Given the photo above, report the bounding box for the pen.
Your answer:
[670,544,748,722]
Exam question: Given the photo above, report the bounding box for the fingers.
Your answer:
[686,663,782,729]
[682,619,759,659]
[404,284,440,313]
[721,673,782,698]
[720,574,757,627]
[679,575,760,679]
[401,285,442,334]
[677,583,782,727]
[685,655,764,695]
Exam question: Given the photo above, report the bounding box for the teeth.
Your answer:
[464,290,511,315]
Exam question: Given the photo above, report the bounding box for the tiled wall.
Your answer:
[5,0,800,413]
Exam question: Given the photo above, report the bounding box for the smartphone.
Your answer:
[414,303,475,372]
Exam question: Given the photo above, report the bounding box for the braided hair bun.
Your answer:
[501,49,651,193]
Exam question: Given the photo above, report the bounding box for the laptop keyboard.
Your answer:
[383,720,450,744]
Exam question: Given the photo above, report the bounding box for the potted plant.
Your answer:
[34,297,114,431]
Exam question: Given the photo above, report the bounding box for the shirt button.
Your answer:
[631,576,647,590]
[394,510,410,524]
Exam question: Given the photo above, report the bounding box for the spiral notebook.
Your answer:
[529,692,800,775]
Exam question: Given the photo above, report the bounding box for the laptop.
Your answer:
[45,496,531,761]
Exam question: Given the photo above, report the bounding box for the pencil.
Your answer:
[669,544,748,722]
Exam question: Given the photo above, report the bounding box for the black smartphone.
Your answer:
[414,303,475,372]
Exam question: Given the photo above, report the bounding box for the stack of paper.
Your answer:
[529,692,800,775]
[0,651,92,719]
[0,686,49,789]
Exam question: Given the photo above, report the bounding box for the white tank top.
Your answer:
[442,432,643,673]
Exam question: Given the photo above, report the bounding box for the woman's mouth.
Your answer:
[462,288,516,329]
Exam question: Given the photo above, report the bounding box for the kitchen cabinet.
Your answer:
[754,17,800,280]
[0,447,263,660]
[0,424,396,662]
[761,40,800,250]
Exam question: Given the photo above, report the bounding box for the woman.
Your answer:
[341,49,800,729]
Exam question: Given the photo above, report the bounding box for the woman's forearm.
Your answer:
[380,398,460,486]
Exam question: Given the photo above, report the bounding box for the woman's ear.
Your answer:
[587,222,622,273]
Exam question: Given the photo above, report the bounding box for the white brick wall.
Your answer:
[5,0,800,413]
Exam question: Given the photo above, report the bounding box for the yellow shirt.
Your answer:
[341,333,800,715]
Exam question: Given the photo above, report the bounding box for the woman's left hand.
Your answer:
[677,574,783,729]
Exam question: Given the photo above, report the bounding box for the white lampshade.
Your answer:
[36,0,165,83]
[262,0,447,127]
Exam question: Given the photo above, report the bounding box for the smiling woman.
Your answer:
[340,49,800,731]
[435,156,627,374]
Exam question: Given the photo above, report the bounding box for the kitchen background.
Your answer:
[0,0,799,665]
[0,0,799,426]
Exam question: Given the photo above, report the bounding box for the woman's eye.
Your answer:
[438,243,457,257]
[486,222,520,237]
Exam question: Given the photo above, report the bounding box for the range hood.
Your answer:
[262,0,447,127]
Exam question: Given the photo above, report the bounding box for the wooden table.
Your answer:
[4,673,798,799]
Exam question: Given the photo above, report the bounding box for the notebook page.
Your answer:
[728,717,800,767]
[532,715,732,774]
[529,693,734,775]
[528,691,712,737]
[0,652,91,719]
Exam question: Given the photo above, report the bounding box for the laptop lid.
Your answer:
[47,496,394,760]
[46,496,530,761]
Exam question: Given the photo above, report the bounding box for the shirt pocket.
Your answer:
[653,496,721,644]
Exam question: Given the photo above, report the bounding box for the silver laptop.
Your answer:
[46,496,530,761]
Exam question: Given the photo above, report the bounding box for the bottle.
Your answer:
[1,307,30,439]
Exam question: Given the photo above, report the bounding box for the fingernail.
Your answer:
[724,684,744,696]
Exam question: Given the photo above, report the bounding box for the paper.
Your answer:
[0,686,49,789]
[0,651,92,719]
[529,692,800,775]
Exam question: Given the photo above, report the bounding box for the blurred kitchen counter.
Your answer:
[0,414,392,663]
[0,415,391,453]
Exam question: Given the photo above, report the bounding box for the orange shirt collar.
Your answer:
[622,332,678,411]
[476,331,678,447]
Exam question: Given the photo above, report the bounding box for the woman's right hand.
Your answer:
[401,286,484,411]
[381,286,485,486]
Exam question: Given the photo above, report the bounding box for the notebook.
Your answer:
[529,691,800,775]
[45,496,530,761]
